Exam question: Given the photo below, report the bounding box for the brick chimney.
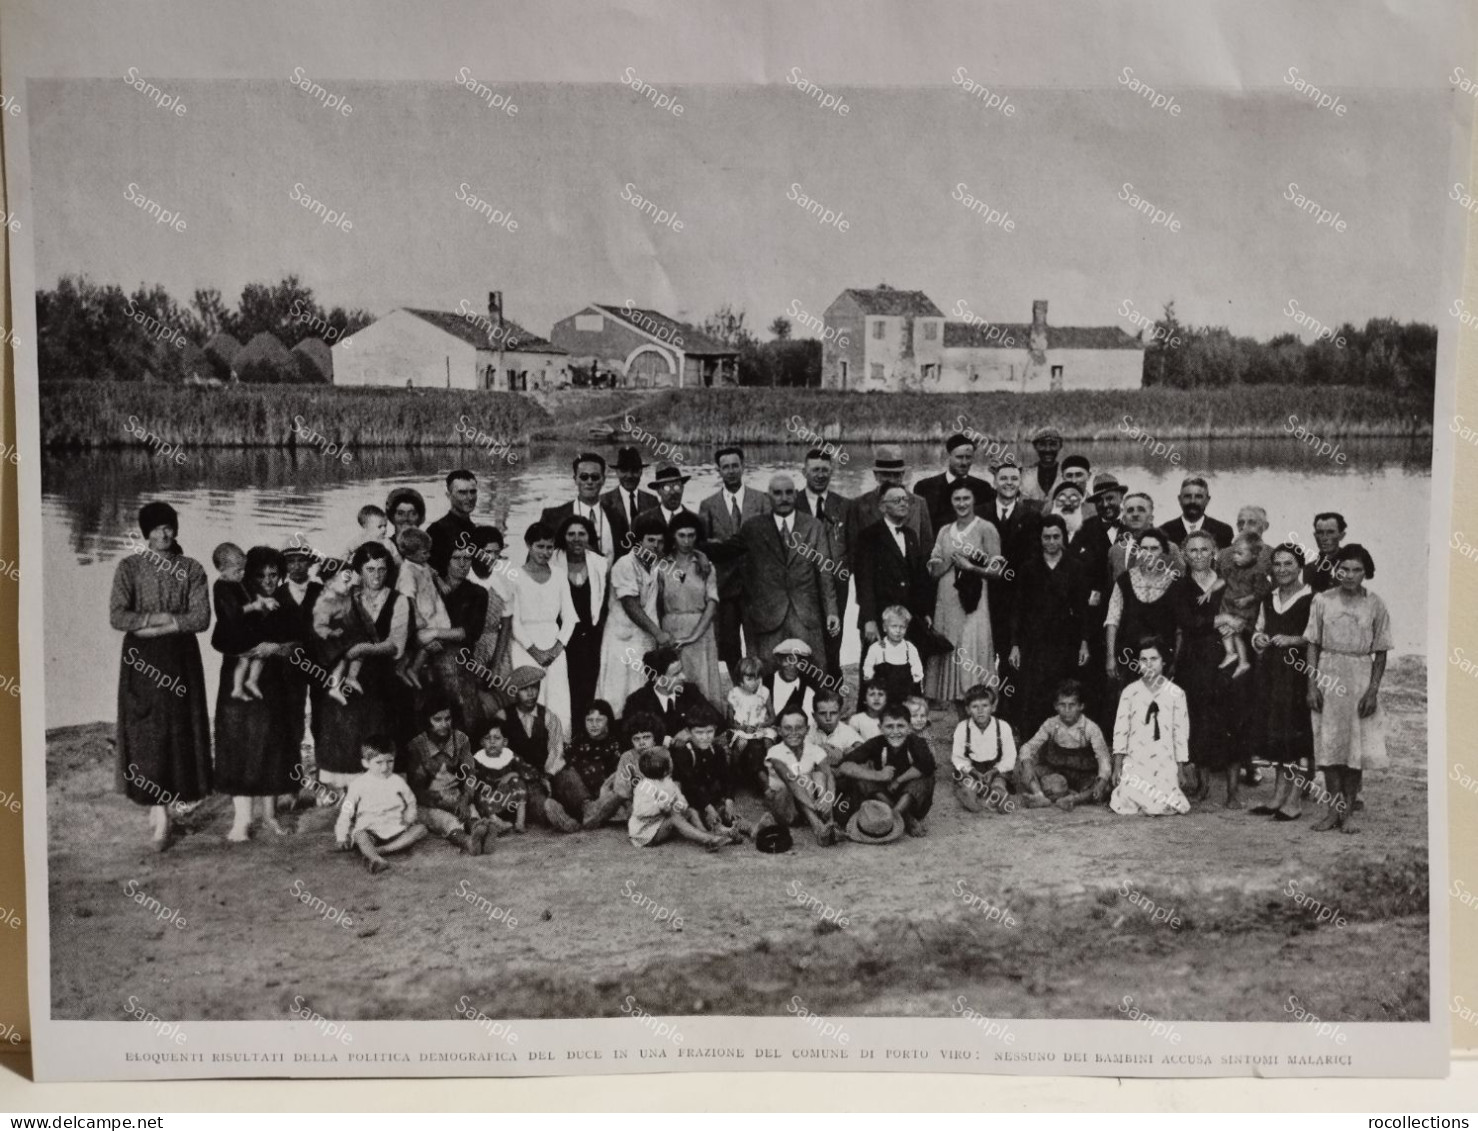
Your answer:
[487,291,504,335]
[1029,299,1048,358]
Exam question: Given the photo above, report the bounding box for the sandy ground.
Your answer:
[46,658,1428,1024]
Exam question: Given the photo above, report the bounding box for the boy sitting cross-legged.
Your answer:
[670,702,749,840]
[583,712,665,829]
[405,693,478,852]
[1017,679,1112,811]
[334,735,427,873]
[763,706,840,847]
[950,683,1019,814]
[835,701,937,838]
[629,747,731,851]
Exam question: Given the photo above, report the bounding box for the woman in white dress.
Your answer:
[1110,635,1191,816]
[924,482,1002,703]
[509,521,578,736]
[596,512,670,716]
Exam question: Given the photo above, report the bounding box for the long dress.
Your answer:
[212,596,300,797]
[557,551,607,728]
[1306,587,1391,770]
[1110,677,1191,815]
[597,550,660,715]
[1010,553,1089,734]
[509,565,577,737]
[1172,572,1238,771]
[659,553,723,706]
[924,516,999,702]
[310,587,409,785]
[109,548,213,806]
[1253,585,1315,764]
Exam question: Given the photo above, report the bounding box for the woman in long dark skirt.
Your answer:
[310,542,411,788]
[1007,516,1091,736]
[212,545,302,842]
[425,539,489,737]
[1173,530,1242,807]
[1250,542,1316,820]
[554,513,607,726]
[1105,530,1181,688]
[110,501,212,851]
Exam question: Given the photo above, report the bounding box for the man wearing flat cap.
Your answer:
[911,432,997,536]
[1020,426,1068,504]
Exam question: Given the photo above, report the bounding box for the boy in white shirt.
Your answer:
[763,706,839,847]
[807,689,864,768]
[334,736,427,873]
[951,684,1018,814]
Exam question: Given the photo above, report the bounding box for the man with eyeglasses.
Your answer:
[541,452,614,557]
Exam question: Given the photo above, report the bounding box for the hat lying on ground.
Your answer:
[755,821,793,854]
[845,799,905,845]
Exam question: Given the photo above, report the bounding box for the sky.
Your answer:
[26,76,1457,343]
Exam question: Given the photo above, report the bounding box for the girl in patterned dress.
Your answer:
[1110,636,1191,816]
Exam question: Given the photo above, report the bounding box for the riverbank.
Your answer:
[38,382,1432,451]
[45,657,1427,1023]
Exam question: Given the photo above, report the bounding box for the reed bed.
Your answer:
[39,383,552,449]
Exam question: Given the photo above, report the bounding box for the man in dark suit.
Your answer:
[912,431,996,536]
[737,474,841,667]
[796,447,851,683]
[637,462,700,532]
[427,468,479,576]
[600,446,658,559]
[846,445,933,576]
[540,452,615,557]
[699,445,772,683]
[981,460,1041,667]
[1157,475,1233,549]
[620,644,720,748]
[855,484,935,650]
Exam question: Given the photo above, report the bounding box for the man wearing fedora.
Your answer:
[795,446,851,683]
[845,445,934,559]
[637,461,700,532]
[699,445,771,684]
[911,432,997,536]
[1086,473,1129,547]
[601,446,658,559]
[541,452,615,557]
[835,702,935,839]
[737,473,840,669]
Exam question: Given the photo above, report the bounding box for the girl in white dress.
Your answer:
[1110,635,1191,816]
[509,522,578,736]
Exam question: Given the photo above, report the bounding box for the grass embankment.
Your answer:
[38,382,552,450]
[605,387,1433,444]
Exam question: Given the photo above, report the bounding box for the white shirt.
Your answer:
[774,514,794,539]
[660,506,683,526]
[1182,516,1205,535]
[951,717,1018,775]
[996,500,1016,522]
[765,740,828,793]
[722,489,744,523]
[574,500,607,554]
[885,520,907,553]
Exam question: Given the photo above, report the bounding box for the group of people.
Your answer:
[109,425,1392,865]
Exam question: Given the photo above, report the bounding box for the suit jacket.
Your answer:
[1157,514,1234,550]
[912,472,997,537]
[699,486,772,598]
[737,511,839,635]
[600,486,659,557]
[635,503,702,537]
[854,519,934,630]
[622,682,718,743]
[1065,516,1112,607]
[539,499,617,558]
[795,489,851,591]
[982,497,1042,579]
[845,488,933,568]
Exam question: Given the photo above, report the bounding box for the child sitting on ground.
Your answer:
[629,747,730,850]
[862,605,924,703]
[334,735,427,873]
[848,677,889,742]
[764,706,839,847]
[462,718,538,836]
[405,695,476,853]
[726,655,776,792]
[950,683,1018,813]
[670,703,747,839]
[1215,533,1273,679]
[348,504,401,564]
[312,566,373,705]
[583,712,666,828]
[1018,679,1113,811]
[394,527,453,689]
[808,689,864,768]
[210,542,279,702]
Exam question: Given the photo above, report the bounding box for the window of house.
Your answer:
[1051,364,1064,391]
[872,319,885,340]
[870,363,885,380]
[922,321,938,341]
[840,360,849,386]
[921,363,938,381]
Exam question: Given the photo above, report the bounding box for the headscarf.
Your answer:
[138,501,180,538]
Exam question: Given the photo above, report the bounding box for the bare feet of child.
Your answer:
[243,678,264,701]
[365,856,389,874]
[1024,794,1052,809]
[1055,797,1076,812]
[263,818,291,836]
[1218,654,1237,670]
[1312,811,1340,832]
[327,684,349,706]
[1231,662,1251,680]
[704,833,728,852]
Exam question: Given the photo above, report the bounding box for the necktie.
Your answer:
[629,492,637,520]
[587,505,603,553]
[729,493,740,526]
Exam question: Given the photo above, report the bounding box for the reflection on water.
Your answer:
[41,437,1433,728]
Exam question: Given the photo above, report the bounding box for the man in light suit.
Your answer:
[540,451,616,557]
[911,432,996,536]
[854,484,935,649]
[699,445,772,683]
[737,474,841,669]
[600,446,658,559]
[795,446,851,683]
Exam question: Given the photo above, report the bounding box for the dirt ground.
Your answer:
[46,658,1429,1024]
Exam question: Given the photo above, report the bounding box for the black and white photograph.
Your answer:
[7,0,1468,1083]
